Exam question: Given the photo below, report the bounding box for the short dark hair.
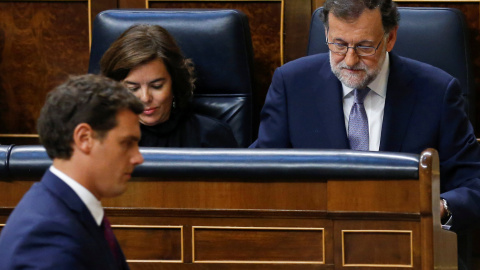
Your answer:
[100,24,195,110]
[37,74,144,159]
[320,0,400,33]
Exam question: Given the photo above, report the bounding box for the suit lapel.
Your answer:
[315,56,350,149]
[41,170,120,269]
[380,54,418,152]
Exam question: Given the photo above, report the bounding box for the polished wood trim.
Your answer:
[88,0,92,48]
[112,224,184,263]
[104,208,420,220]
[419,149,458,269]
[327,211,420,221]
[395,0,480,2]
[419,149,437,270]
[280,0,285,64]
[341,229,413,268]
[148,0,281,1]
[1,206,421,220]
[112,224,183,229]
[107,208,329,218]
[8,0,86,1]
[0,134,38,138]
[192,226,325,264]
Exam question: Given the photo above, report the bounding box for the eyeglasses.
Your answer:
[326,36,383,57]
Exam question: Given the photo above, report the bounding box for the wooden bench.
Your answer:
[0,145,457,269]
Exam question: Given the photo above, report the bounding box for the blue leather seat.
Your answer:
[88,9,254,147]
[0,145,13,178]
[307,7,476,130]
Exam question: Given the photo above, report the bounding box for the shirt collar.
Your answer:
[342,51,390,98]
[49,166,104,226]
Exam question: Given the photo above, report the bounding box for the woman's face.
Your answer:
[123,58,174,126]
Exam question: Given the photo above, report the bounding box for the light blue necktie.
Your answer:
[348,88,370,151]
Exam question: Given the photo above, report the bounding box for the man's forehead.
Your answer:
[327,8,384,37]
[107,110,141,139]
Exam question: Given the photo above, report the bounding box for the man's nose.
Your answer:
[344,47,360,67]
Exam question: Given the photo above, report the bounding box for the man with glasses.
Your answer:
[251,0,480,266]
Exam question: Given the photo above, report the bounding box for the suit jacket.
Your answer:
[253,52,480,232]
[0,169,129,270]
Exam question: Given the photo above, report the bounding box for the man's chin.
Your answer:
[104,184,129,198]
[339,77,368,89]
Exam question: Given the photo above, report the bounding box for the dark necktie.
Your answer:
[102,215,122,265]
[348,88,370,151]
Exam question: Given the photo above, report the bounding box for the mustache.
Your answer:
[337,61,367,71]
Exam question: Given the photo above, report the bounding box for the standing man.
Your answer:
[252,0,480,235]
[0,74,144,269]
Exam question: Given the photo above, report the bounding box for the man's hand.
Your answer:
[440,199,446,219]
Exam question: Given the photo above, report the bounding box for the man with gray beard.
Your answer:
[251,0,480,268]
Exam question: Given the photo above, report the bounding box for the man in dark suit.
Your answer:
[0,74,144,269]
[252,0,480,234]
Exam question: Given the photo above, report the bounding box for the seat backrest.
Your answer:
[307,7,476,130]
[89,9,254,147]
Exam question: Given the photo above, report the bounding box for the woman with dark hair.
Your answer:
[101,24,238,147]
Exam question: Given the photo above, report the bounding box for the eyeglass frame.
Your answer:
[325,31,386,57]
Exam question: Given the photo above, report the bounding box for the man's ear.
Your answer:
[72,123,94,154]
[386,26,398,52]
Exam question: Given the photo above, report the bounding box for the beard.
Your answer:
[330,46,386,89]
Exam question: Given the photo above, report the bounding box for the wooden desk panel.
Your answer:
[0,149,457,269]
[103,179,327,210]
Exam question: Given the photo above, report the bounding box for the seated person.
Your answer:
[252,0,480,234]
[101,24,238,148]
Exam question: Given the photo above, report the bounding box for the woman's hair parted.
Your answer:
[100,24,195,110]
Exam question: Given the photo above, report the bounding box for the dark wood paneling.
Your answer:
[107,214,334,265]
[0,181,35,207]
[335,220,420,268]
[91,0,118,26]
[283,0,311,63]
[343,230,412,265]
[335,221,419,268]
[193,227,324,262]
[0,135,39,145]
[0,149,457,269]
[120,0,147,8]
[103,179,327,210]
[148,1,282,137]
[327,179,420,212]
[114,226,183,261]
[0,2,89,135]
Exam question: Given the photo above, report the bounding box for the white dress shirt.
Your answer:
[342,52,390,151]
[50,166,104,226]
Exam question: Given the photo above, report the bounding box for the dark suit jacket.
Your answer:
[252,52,480,232]
[0,169,129,270]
